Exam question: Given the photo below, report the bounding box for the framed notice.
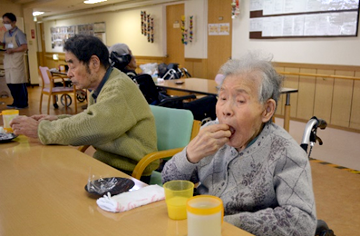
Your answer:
[249,0,360,39]
[208,23,230,35]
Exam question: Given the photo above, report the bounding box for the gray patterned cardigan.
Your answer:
[162,121,317,236]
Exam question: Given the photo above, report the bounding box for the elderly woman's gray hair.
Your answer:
[219,52,283,105]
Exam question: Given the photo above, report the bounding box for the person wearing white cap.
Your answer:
[109,43,137,78]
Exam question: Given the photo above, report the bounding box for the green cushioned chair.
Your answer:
[132,105,201,185]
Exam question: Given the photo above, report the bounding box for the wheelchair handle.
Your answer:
[300,116,327,155]
[301,117,319,146]
[317,118,327,130]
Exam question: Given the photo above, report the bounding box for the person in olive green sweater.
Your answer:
[10,35,158,182]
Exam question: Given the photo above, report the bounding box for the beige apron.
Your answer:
[3,29,27,84]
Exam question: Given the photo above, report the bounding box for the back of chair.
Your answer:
[133,74,160,104]
[150,105,193,151]
[39,66,51,86]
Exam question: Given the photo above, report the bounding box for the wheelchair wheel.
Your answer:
[315,220,335,236]
[76,90,87,102]
[60,94,72,107]
[53,96,59,108]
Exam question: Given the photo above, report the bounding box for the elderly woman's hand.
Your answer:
[10,116,40,138]
[186,124,231,163]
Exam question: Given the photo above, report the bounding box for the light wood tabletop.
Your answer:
[0,136,253,236]
[156,78,298,131]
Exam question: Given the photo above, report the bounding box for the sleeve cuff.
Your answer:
[173,147,198,175]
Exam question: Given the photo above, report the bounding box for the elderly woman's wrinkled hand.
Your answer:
[186,124,231,163]
[10,116,40,138]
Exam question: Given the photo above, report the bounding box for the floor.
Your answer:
[0,85,359,235]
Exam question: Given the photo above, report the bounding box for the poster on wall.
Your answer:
[50,26,76,52]
[208,23,230,35]
[50,22,106,52]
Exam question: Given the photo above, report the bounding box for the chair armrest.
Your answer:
[51,76,67,87]
[131,147,184,180]
[78,145,90,153]
[191,120,201,140]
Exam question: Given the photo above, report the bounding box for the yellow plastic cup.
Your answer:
[186,195,224,236]
[0,109,19,133]
[163,180,194,220]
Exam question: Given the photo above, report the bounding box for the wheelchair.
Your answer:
[52,80,87,109]
[300,116,336,236]
[109,53,216,122]
[132,73,217,122]
[158,62,192,80]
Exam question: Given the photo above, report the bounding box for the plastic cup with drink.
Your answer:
[186,195,224,236]
[0,109,19,133]
[163,180,194,220]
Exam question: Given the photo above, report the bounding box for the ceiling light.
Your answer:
[84,0,107,4]
[33,11,44,16]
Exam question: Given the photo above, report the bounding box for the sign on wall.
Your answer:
[249,0,359,38]
[208,23,230,35]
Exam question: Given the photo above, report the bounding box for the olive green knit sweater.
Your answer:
[38,69,158,175]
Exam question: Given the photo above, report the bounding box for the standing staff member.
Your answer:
[2,13,28,109]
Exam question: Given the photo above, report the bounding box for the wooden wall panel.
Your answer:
[44,53,65,69]
[331,70,354,127]
[350,73,360,129]
[283,67,300,118]
[313,69,335,123]
[135,56,165,74]
[297,68,316,120]
[207,0,232,80]
[274,66,285,116]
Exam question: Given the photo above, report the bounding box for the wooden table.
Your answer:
[0,136,253,236]
[157,78,298,132]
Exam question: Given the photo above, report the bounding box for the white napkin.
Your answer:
[96,185,165,213]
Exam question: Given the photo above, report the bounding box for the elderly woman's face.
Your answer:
[126,49,137,70]
[216,74,267,151]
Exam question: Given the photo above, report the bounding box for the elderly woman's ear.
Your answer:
[262,99,276,123]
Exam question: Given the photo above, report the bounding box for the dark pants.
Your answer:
[121,170,151,184]
[7,83,28,108]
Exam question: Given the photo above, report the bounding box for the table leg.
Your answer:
[283,93,291,132]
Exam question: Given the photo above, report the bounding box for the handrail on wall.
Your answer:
[277,71,360,81]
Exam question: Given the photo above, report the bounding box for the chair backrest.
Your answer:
[150,105,194,151]
[133,74,161,104]
[39,66,51,86]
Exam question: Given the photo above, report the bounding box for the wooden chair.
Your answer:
[131,105,201,185]
[38,66,77,114]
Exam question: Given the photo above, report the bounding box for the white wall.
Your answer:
[44,5,166,57]
[43,0,208,59]
[232,1,360,66]
[23,8,39,84]
[184,0,207,59]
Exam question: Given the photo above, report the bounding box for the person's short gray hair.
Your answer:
[219,52,283,106]
[109,43,130,55]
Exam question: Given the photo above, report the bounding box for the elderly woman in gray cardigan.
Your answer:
[162,53,317,236]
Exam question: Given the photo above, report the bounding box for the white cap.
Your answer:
[109,43,130,55]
